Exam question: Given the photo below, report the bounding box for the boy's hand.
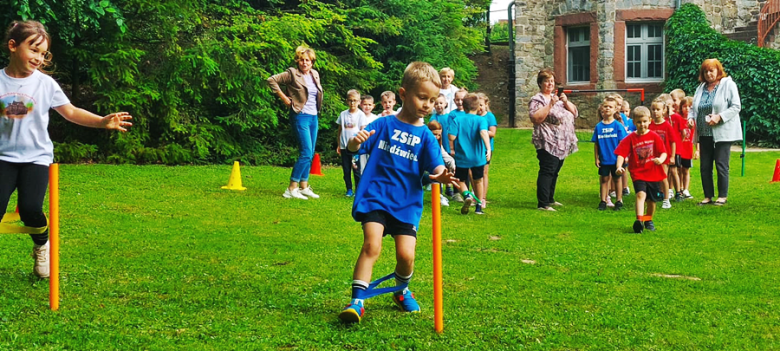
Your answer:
[350,129,375,149]
[429,168,459,187]
[652,157,663,165]
[669,156,676,166]
[336,146,341,155]
[694,150,700,160]
[615,166,625,176]
[102,112,133,132]
[595,159,600,168]
[486,151,492,163]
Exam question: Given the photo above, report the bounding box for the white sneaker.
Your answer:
[609,191,616,198]
[662,200,672,209]
[668,189,674,198]
[300,186,320,199]
[682,189,693,199]
[32,242,50,278]
[452,193,464,202]
[440,194,450,207]
[283,188,308,200]
[606,197,615,208]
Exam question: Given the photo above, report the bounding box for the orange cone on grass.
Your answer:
[221,161,247,191]
[310,153,324,176]
[771,159,780,183]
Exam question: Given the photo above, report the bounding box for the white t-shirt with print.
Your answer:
[0,69,70,165]
[336,109,367,150]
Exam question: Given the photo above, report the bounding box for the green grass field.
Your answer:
[1,129,779,350]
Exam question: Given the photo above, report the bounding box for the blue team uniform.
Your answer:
[591,120,629,165]
[353,116,444,227]
[449,113,488,168]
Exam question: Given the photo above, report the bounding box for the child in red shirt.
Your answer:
[678,96,696,199]
[648,99,678,210]
[668,90,688,201]
[615,106,668,233]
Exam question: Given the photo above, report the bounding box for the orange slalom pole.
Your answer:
[431,184,443,333]
[49,163,59,311]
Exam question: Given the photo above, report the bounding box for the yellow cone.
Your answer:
[221,161,247,191]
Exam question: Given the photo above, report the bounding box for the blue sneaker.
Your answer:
[338,301,364,323]
[644,220,656,231]
[345,189,354,197]
[392,289,421,312]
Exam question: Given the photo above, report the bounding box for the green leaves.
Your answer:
[666,4,780,146]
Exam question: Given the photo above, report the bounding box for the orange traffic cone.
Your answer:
[221,161,247,190]
[771,159,780,183]
[310,153,324,176]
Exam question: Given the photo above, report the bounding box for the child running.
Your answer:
[0,21,132,278]
[615,106,667,233]
[338,62,458,323]
[592,98,628,211]
[448,93,491,215]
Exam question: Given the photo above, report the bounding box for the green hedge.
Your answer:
[665,3,780,147]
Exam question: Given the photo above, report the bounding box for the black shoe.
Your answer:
[598,201,607,211]
[622,188,630,196]
[475,205,484,215]
[674,193,683,202]
[644,220,656,231]
[614,201,624,211]
[633,220,644,233]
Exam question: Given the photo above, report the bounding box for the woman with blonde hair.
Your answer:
[268,46,324,200]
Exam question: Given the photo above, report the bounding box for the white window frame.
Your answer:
[625,22,665,83]
[567,26,590,84]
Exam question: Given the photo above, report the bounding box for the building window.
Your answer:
[626,23,664,81]
[567,27,590,83]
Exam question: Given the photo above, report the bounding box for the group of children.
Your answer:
[592,91,696,233]
[336,68,498,216]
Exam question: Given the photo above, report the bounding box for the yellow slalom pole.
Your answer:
[49,164,59,311]
[431,184,443,333]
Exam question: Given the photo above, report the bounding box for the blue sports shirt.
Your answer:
[485,112,498,150]
[591,119,629,165]
[449,113,488,168]
[353,116,444,227]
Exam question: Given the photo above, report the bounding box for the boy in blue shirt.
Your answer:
[592,98,629,210]
[448,93,491,215]
[338,62,458,323]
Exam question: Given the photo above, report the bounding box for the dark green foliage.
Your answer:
[3,0,489,164]
[666,3,780,147]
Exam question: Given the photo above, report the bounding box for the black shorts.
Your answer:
[598,164,618,177]
[633,180,663,202]
[455,165,485,182]
[356,210,417,237]
[669,155,683,168]
[679,158,692,168]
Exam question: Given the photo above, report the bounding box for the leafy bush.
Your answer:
[3,0,489,165]
[665,3,780,147]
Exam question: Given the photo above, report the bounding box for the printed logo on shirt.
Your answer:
[376,129,422,162]
[1,93,35,119]
[598,127,619,139]
[636,141,654,162]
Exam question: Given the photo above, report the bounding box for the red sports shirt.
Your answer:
[614,131,668,182]
[677,119,695,160]
[648,120,678,164]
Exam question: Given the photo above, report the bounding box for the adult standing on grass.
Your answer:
[528,69,579,211]
[688,58,741,206]
[268,45,323,200]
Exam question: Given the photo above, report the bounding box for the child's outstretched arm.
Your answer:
[429,165,459,187]
[348,129,375,152]
[54,104,132,131]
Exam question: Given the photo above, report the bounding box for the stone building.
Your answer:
[511,0,773,129]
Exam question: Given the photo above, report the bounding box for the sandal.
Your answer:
[714,199,727,206]
[697,200,714,206]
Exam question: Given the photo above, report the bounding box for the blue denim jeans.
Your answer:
[291,112,319,183]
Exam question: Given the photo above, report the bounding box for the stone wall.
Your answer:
[771,26,780,50]
[512,0,763,129]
